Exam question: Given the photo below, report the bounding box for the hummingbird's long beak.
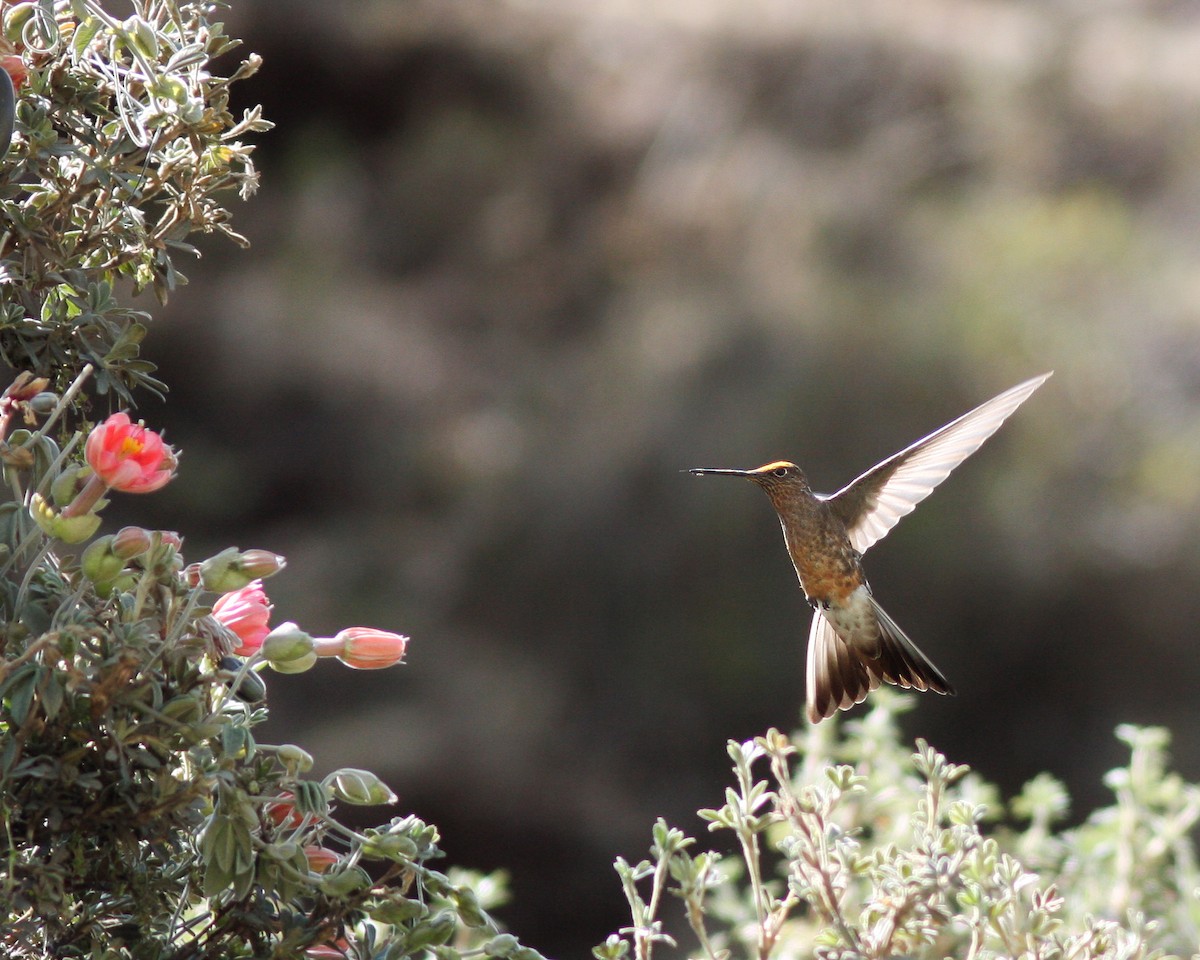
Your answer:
[689,467,753,477]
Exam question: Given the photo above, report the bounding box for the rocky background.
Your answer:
[116,1,1200,954]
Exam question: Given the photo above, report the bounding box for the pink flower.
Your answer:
[212,580,272,656]
[333,627,409,670]
[265,792,304,828]
[0,55,27,90]
[85,412,177,493]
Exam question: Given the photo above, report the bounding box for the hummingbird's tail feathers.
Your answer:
[805,600,954,724]
[868,597,956,697]
[805,611,875,723]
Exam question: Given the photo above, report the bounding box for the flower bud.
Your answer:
[200,546,286,592]
[121,15,159,57]
[27,392,56,416]
[215,658,266,704]
[2,4,35,45]
[328,767,397,806]
[260,622,314,664]
[303,845,340,874]
[80,535,123,583]
[334,627,409,670]
[237,548,286,580]
[138,531,183,577]
[276,743,314,773]
[111,525,153,560]
[198,547,240,592]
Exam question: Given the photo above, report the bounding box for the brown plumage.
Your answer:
[691,372,1051,723]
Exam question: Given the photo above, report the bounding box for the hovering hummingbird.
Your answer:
[691,372,1051,724]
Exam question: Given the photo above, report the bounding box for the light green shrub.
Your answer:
[599,692,1200,960]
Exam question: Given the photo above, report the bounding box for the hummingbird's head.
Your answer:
[689,461,812,496]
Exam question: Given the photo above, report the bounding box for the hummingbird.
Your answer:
[691,372,1051,724]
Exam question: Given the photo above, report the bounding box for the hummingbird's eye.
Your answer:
[772,466,790,478]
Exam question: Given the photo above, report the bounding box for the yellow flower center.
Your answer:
[119,436,144,458]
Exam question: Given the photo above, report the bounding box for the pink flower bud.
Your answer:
[334,627,409,670]
[237,548,286,579]
[111,525,153,560]
[303,845,340,874]
[200,546,286,592]
[211,580,272,656]
[84,412,177,493]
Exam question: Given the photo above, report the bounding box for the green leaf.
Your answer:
[2,663,41,725]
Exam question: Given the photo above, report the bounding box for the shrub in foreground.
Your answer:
[600,692,1200,960]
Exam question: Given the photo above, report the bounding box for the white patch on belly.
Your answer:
[825,584,880,651]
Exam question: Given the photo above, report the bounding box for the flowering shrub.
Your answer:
[597,692,1200,960]
[0,373,544,957]
[0,2,544,957]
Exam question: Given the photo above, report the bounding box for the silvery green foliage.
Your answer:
[600,691,1200,960]
[0,0,270,402]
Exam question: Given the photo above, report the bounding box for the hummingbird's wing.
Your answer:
[824,372,1051,555]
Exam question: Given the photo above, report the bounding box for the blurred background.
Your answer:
[122,0,1200,954]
